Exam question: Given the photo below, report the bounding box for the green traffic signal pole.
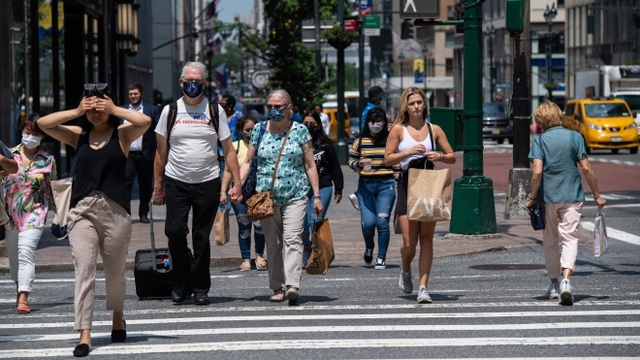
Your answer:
[335,0,349,165]
[450,0,497,234]
[416,1,497,234]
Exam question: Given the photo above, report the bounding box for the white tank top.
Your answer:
[397,123,434,170]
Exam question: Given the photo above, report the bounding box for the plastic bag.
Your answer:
[593,208,609,258]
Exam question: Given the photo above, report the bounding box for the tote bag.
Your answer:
[306,219,335,275]
[50,131,86,240]
[406,168,453,222]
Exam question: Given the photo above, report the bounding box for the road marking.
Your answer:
[581,221,640,245]
[3,321,640,342]
[586,194,636,200]
[3,309,640,330]
[584,203,640,209]
[1,337,639,357]
[0,274,252,285]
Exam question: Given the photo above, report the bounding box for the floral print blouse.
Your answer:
[250,121,311,205]
[3,146,57,231]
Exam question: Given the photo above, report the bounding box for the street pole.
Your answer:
[358,16,366,118]
[449,0,498,235]
[335,0,348,164]
[398,53,405,93]
[486,25,495,102]
[544,3,557,102]
[314,0,322,81]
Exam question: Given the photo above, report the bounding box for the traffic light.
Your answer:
[401,20,414,40]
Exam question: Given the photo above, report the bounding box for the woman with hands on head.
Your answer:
[37,83,151,357]
[238,90,322,305]
[384,86,456,304]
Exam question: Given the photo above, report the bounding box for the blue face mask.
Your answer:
[182,81,204,98]
[267,108,285,122]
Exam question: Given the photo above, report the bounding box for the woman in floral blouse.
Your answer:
[3,113,57,314]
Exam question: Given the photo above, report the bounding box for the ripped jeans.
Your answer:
[357,176,396,260]
[231,201,266,261]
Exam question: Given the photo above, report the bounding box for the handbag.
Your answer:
[50,131,86,240]
[306,218,335,275]
[213,207,230,246]
[529,202,545,231]
[593,208,608,258]
[246,122,292,221]
[242,123,267,200]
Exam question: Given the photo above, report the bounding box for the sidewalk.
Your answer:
[0,165,562,273]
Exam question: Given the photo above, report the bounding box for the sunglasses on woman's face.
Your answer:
[83,83,109,97]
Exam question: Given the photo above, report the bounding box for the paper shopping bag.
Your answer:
[214,208,230,246]
[306,219,335,275]
[407,168,452,222]
[593,208,609,258]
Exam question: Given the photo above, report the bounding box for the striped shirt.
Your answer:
[348,137,396,177]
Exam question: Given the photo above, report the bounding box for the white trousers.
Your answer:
[5,228,44,293]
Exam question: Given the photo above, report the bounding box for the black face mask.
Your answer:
[305,123,318,137]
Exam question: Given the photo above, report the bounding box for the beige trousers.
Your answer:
[68,191,131,330]
[261,198,306,291]
[542,202,583,279]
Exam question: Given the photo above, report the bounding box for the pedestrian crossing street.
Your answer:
[1,274,640,359]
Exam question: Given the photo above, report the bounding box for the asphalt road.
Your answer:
[2,239,640,359]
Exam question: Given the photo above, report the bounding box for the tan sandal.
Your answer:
[240,260,251,271]
[270,289,285,302]
[17,301,31,314]
[256,255,267,271]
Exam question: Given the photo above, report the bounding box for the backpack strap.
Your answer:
[208,101,222,148]
[166,101,178,146]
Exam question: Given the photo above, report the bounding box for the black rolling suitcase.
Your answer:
[134,205,175,299]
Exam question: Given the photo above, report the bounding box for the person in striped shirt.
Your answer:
[348,107,397,270]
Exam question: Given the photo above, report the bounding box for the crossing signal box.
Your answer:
[401,20,414,39]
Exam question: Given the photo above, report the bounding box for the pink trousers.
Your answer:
[542,202,583,279]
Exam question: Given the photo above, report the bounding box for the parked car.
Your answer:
[563,97,639,154]
[322,102,352,142]
[482,102,513,144]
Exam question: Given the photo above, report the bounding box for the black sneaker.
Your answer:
[363,248,374,265]
[374,258,386,270]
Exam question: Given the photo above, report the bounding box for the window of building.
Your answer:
[446,32,455,47]
[447,6,455,20]
[446,58,453,76]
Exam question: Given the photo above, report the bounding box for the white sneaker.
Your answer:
[546,282,559,299]
[374,258,386,270]
[399,271,413,294]
[349,193,359,210]
[559,278,573,305]
[417,286,432,303]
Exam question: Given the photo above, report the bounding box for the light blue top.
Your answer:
[251,121,311,205]
[528,126,586,204]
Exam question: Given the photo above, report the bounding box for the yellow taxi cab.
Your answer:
[322,102,351,142]
[563,97,639,154]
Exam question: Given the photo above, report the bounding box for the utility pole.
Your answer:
[335,0,348,164]
[485,25,496,102]
[543,3,557,102]
[504,0,532,220]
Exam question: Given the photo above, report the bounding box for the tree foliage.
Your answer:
[241,0,339,110]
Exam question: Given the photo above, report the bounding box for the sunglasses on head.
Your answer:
[83,83,110,97]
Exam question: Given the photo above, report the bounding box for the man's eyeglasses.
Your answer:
[266,104,286,110]
[83,83,110,97]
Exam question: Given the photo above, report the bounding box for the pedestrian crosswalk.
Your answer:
[2,288,640,358]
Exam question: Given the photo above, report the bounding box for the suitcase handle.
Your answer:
[149,202,173,272]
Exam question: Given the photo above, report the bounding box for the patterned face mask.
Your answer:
[181,81,204,98]
[267,108,285,122]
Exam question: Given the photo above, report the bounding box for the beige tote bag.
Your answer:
[406,168,453,222]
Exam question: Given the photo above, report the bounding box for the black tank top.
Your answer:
[70,127,130,214]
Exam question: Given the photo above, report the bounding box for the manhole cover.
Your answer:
[469,264,546,271]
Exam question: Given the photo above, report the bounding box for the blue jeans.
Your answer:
[357,177,396,260]
[231,201,266,261]
[302,186,333,247]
